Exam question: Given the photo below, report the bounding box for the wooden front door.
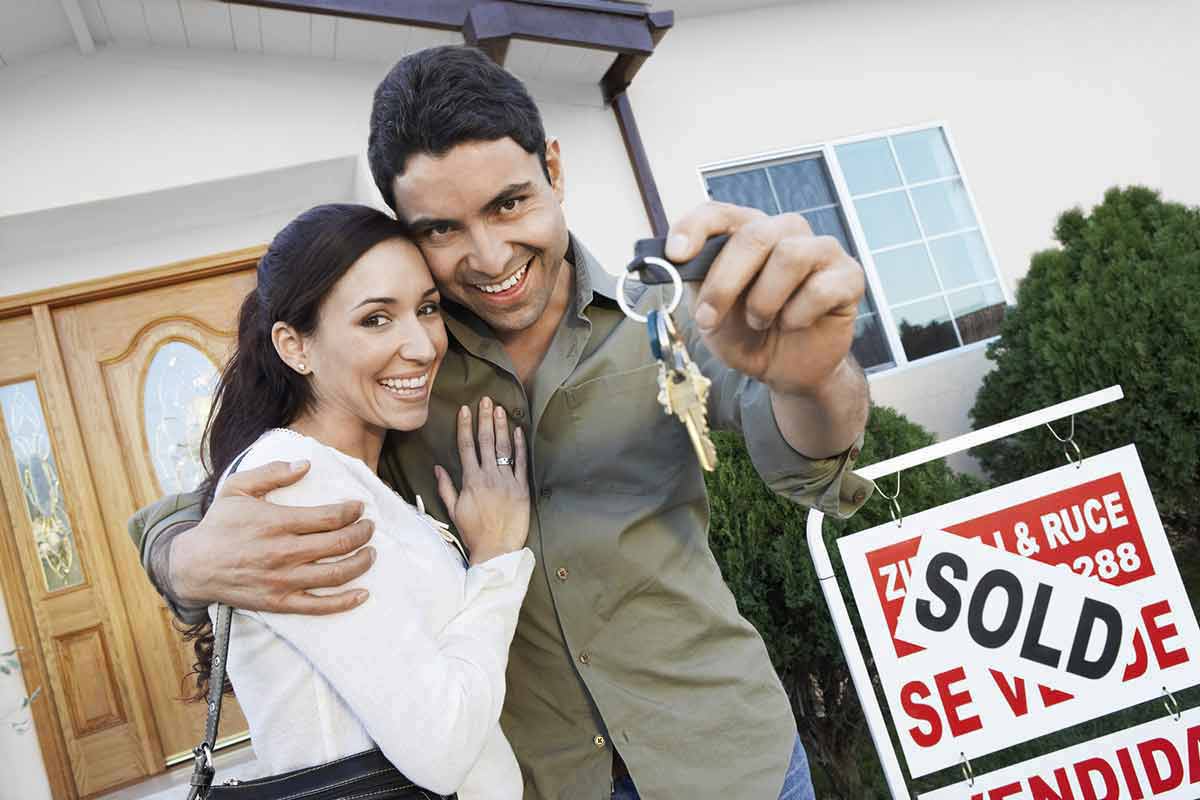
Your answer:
[54,269,256,768]
[0,310,159,797]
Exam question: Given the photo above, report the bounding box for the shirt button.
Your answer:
[512,408,526,419]
[852,488,867,504]
[593,735,606,749]
[556,566,569,581]
[579,652,590,665]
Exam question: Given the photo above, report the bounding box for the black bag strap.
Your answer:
[187,446,254,800]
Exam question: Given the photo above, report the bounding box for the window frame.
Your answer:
[696,121,1013,376]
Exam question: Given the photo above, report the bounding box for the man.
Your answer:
[131,46,873,799]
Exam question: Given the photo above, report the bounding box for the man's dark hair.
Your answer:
[368,45,549,213]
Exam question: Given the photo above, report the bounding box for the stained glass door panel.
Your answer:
[0,312,159,797]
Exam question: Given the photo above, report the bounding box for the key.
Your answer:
[652,311,718,471]
[666,360,718,471]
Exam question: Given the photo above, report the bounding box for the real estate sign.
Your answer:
[837,445,1200,778]
[918,706,1200,800]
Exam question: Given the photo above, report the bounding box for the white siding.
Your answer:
[630,0,1200,455]
[0,44,646,297]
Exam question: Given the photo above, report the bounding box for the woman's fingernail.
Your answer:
[495,406,505,418]
[290,459,309,473]
[694,302,717,331]
[460,405,469,416]
[355,590,369,604]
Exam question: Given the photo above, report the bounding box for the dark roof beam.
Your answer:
[224,0,474,29]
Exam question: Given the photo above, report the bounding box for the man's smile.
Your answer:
[473,257,532,298]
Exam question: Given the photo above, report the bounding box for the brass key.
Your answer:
[652,311,718,471]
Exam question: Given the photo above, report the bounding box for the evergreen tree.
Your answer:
[706,406,984,798]
[971,186,1200,542]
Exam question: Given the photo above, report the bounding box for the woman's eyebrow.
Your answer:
[352,296,395,310]
[422,287,439,298]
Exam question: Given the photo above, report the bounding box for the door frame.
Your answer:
[0,245,262,798]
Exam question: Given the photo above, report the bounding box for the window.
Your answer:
[702,125,1008,372]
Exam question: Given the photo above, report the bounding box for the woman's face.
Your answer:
[300,238,448,434]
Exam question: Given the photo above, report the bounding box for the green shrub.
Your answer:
[706,405,985,798]
[970,186,1200,540]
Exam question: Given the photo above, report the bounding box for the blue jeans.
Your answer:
[611,734,814,799]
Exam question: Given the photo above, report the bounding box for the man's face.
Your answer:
[391,137,570,335]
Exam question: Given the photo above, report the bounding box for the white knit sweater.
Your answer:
[211,429,533,798]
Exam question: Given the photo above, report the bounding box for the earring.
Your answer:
[296,362,308,374]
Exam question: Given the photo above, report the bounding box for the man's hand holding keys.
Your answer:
[667,201,866,398]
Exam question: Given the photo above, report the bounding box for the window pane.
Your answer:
[802,207,856,258]
[852,313,894,371]
[892,296,959,360]
[705,170,779,215]
[910,178,976,236]
[767,158,835,211]
[855,190,920,250]
[872,243,940,305]
[836,139,902,196]
[892,128,958,183]
[928,230,995,291]
[144,342,219,494]
[0,381,86,592]
[948,283,1007,344]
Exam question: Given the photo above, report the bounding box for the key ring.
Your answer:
[617,256,683,323]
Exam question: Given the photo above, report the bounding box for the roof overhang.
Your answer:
[223,0,673,100]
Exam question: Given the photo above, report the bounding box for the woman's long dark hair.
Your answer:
[184,204,409,700]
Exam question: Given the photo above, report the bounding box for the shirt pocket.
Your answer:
[562,361,694,494]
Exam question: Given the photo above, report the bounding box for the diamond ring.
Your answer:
[496,456,514,466]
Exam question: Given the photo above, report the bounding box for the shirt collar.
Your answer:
[440,232,619,358]
[568,233,621,315]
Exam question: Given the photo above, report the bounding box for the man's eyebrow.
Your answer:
[483,182,534,212]
[407,215,455,234]
[406,182,533,231]
[352,296,395,310]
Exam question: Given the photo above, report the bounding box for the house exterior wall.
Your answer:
[0,45,647,299]
[0,607,53,800]
[630,0,1200,454]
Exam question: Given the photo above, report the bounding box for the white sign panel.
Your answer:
[837,445,1200,778]
[919,705,1200,800]
[894,530,1145,695]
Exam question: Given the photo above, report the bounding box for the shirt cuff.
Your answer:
[739,381,874,519]
[147,521,210,626]
[467,548,535,585]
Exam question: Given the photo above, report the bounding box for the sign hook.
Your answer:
[960,752,975,787]
[1045,415,1083,469]
[1162,686,1182,722]
[875,471,903,527]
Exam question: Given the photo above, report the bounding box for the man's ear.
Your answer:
[545,137,565,203]
[272,321,310,375]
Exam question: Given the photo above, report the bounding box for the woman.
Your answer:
[194,204,531,799]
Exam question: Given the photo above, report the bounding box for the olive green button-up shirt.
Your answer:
[131,236,871,800]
